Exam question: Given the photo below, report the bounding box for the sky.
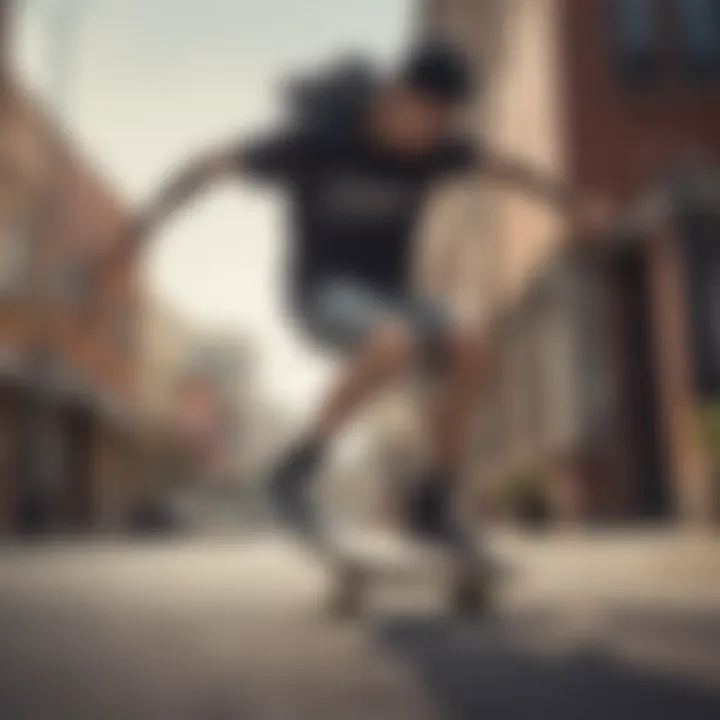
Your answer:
[14,0,415,413]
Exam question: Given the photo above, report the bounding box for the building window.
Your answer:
[0,219,32,298]
[675,0,720,78]
[683,213,720,395]
[611,0,663,83]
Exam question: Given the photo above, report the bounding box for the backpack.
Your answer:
[283,56,378,135]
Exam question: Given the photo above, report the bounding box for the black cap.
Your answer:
[401,40,473,104]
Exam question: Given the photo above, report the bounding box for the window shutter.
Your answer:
[611,0,662,84]
[676,0,720,78]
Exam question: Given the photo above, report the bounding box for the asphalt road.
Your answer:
[1,532,719,719]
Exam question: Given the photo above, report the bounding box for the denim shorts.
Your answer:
[297,276,452,357]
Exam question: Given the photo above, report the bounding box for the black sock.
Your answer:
[282,437,326,485]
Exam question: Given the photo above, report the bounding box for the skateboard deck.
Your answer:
[299,528,499,618]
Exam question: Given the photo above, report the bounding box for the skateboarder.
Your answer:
[120,41,608,584]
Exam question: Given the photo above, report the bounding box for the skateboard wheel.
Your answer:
[327,563,365,618]
[450,573,492,616]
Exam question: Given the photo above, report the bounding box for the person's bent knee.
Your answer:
[447,327,488,369]
[366,320,416,373]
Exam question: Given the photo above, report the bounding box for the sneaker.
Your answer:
[267,440,324,539]
[407,473,458,545]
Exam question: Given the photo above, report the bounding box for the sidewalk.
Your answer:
[1,530,719,719]
[330,526,720,599]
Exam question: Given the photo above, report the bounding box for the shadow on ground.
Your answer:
[371,606,720,720]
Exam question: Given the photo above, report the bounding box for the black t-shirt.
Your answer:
[236,123,482,297]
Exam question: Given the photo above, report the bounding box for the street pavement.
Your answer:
[1,530,720,720]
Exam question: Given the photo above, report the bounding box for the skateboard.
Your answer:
[320,534,498,619]
[269,480,497,618]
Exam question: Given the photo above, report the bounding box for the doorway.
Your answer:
[61,406,94,531]
[611,247,670,519]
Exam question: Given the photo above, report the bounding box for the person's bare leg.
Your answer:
[309,319,416,442]
[405,327,490,544]
[268,319,416,540]
[430,327,490,480]
[429,325,497,595]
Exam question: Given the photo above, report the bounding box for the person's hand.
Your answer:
[117,211,152,247]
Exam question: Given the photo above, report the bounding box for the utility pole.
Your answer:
[20,0,85,533]
[45,0,83,121]
[0,1,10,82]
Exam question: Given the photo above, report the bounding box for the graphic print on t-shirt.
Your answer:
[238,124,482,292]
[315,173,417,226]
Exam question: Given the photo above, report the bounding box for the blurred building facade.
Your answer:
[137,291,198,427]
[179,333,255,485]
[138,292,256,495]
[422,0,720,524]
[0,2,138,534]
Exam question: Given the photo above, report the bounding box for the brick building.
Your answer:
[138,292,258,496]
[424,0,720,523]
[0,2,138,533]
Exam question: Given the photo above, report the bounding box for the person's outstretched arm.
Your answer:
[86,128,311,323]
[103,127,308,267]
[84,144,247,320]
[482,149,613,238]
[121,144,241,256]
